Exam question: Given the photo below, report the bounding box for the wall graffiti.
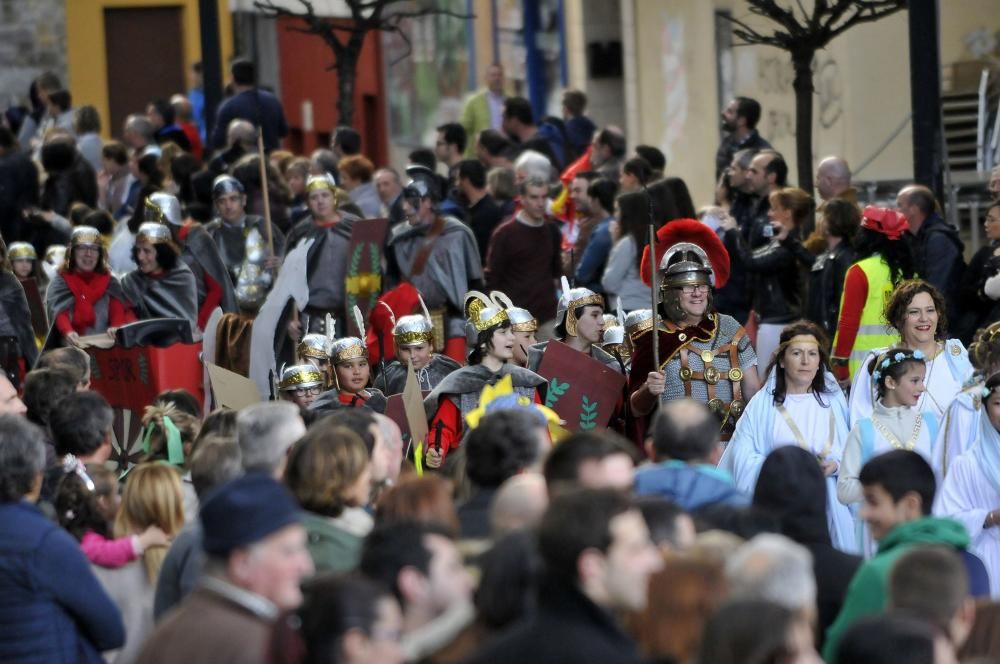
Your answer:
[745,50,843,142]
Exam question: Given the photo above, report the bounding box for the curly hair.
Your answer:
[969,322,1000,374]
[884,279,947,341]
[54,468,109,540]
[284,424,370,518]
[764,320,832,406]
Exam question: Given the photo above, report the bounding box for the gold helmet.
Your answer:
[8,242,37,261]
[278,364,325,392]
[329,337,367,365]
[393,314,434,348]
[297,334,332,362]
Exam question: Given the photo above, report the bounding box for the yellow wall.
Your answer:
[629,0,999,208]
[64,0,233,140]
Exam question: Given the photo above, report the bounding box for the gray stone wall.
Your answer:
[0,0,68,109]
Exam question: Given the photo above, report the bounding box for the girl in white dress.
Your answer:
[839,347,940,555]
[849,280,971,427]
[937,321,1000,476]
[719,321,856,552]
[935,371,1000,597]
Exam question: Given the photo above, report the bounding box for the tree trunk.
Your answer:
[791,51,816,195]
[336,51,359,126]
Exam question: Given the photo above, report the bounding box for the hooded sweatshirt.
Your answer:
[634,460,749,512]
[753,446,861,646]
[822,516,973,662]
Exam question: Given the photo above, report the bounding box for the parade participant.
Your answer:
[526,279,621,374]
[838,348,940,555]
[719,321,856,552]
[936,371,1000,596]
[624,309,654,349]
[8,241,44,284]
[423,292,545,469]
[310,336,387,414]
[296,333,334,388]
[386,173,483,363]
[144,192,237,329]
[629,219,760,440]
[203,175,284,312]
[121,222,199,331]
[848,280,971,426]
[284,174,357,340]
[379,314,461,395]
[831,206,914,381]
[8,241,48,344]
[507,305,538,368]
[0,240,39,386]
[937,322,1000,475]
[278,364,325,410]
[46,225,134,348]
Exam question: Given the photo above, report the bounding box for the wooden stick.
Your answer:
[649,224,659,373]
[256,130,275,255]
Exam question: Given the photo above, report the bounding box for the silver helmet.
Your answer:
[624,309,655,343]
[329,337,367,365]
[145,192,183,226]
[297,334,332,362]
[278,364,325,391]
[393,314,434,348]
[212,174,244,199]
[506,307,537,333]
[556,277,604,337]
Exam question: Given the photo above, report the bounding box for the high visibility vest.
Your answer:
[836,255,899,378]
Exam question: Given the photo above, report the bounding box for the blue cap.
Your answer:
[200,473,301,556]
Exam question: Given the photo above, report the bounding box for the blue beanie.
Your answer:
[200,473,302,556]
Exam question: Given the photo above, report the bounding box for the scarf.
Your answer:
[973,405,1000,494]
[60,270,111,334]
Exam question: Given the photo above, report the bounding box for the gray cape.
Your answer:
[0,272,39,366]
[423,363,546,421]
[120,262,199,331]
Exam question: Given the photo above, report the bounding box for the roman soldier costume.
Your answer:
[278,363,325,410]
[146,192,237,329]
[423,291,545,465]
[526,284,622,374]
[629,219,758,439]
[378,314,461,395]
[297,333,334,389]
[310,336,387,415]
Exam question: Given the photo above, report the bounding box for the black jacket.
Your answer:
[912,214,965,321]
[806,242,857,339]
[725,228,803,325]
[957,242,1000,343]
[752,446,861,649]
[464,575,647,664]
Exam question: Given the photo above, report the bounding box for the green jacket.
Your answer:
[460,90,492,157]
[822,516,970,662]
[300,509,369,574]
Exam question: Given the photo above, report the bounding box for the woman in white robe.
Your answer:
[719,321,856,552]
[848,281,971,428]
[936,321,1000,476]
[935,373,1000,597]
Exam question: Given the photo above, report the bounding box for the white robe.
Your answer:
[848,340,972,427]
[719,383,857,553]
[936,386,984,477]
[935,452,1000,597]
[838,400,940,556]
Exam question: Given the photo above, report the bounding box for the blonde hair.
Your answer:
[114,463,185,583]
[140,403,201,468]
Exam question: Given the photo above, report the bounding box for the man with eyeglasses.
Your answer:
[629,220,761,442]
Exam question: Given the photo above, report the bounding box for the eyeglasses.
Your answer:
[680,284,710,294]
[290,386,322,397]
[76,246,100,255]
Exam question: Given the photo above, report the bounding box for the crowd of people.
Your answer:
[3,56,1000,664]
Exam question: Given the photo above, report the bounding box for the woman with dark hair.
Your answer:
[720,320,856,551]
[804,199,860,339]
[284,425,374,573]
[848,279,971,426]
[74,105,103,173]
[0,239,40,385]
[663,177,697,220]
[831,206,915,382]
[618,156,652,194]
[270,573,404,664]
[423,291,545,469]
[46,225,134,347]
[958,201,1000,340]
[601,191,653,313]
[697,599,820,664]
[120,222,198,331]
[721,187,813,368]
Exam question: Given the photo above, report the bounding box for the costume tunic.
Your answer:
[848,340,971,426]
[121,262,199,332]
[378,354,462,395]
[387,216,482,340]
[719,372,856,552]
[424,364,545,459]
[46,270,133,337]
[935,410,1000,596]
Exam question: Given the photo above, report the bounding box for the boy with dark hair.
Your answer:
[634,398,748,511]
[822,450,988,662]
